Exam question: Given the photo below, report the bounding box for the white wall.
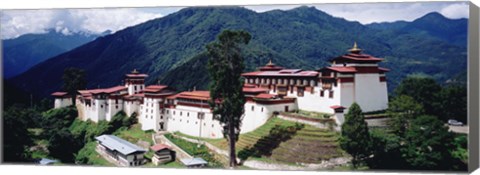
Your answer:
[165,106,224,139]
[242,101,297,133]
[54,98,72,109]
[354,74,389,112]
[140,98,162,131]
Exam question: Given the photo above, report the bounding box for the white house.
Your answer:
[95,134,147,166]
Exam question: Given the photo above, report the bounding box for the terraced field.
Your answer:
[176,117,345,164]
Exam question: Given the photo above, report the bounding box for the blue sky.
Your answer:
[0,1,469,39]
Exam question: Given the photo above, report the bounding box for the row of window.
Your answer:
[170,118,215,128]
[246,78,317,87]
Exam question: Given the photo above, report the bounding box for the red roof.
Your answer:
[242,70,318,77]
[143,85,168,93]
[51,92,69,97]
[379,67,390,72]
[331,53,383,63]
[254,93,277,99]
[78,86,127,95]
[330,105,346,109]
[175,91,210,101]
[324,67,357,73]
[150,144,171,152]
[125,73,148,78]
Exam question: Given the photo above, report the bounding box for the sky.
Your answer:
[0,1,469,39]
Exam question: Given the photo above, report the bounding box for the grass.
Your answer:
[286,110,332,119]
[115,124,154,145]
[78,142,114,166]
[175,117,344,166]
[157,161,185,168]
[164,133,223,168]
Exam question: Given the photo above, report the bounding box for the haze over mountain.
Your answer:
[2,29,109,78]
[8,6,467,98]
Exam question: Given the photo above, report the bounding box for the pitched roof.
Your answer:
[254,93,277,99]
[78,86,127,95]
[330,53,383,63]
[51,92,69,97]
[180,158,208,166]
[243,87,269,93]
[242,70,318,77]
[95,135,146,155]
[142,85,168,93]
[330,105,346,110]
[150,144,171,152]
[175,91,210,101]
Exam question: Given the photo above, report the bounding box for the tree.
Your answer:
[394,76,441,116]
[401,115,458,170]
[48,128,83,163]
[62,67,87,106]
[436,85,467,123]
[206,30,251,167]
[3,106,34,162]
[340,103,371,168]
[387,95,424,137]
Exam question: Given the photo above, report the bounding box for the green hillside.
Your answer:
[9,6,467,97]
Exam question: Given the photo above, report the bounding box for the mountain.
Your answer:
[367,12,468,47]
[2,29,108,78]
[9,6,467,98]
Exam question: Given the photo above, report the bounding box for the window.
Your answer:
[173,111,175,115]
[115,99,118,104]
[329,91,334,98]
[116,105,118,109]
[212,124,214,128]
[251,106,254,111]
[180,112,182,116]
[151,116,153,119]
[320,90,324,97]
[101,105,103,108]
[134,86,137,91]
[187,120,189,123]
[204,123,206,126]
[160,116,163,119]
[166,110,169,114]
[187,112,189,117]
[261,107,264,112]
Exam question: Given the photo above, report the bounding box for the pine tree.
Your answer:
[206,30,251,168]
[340,103,371,168]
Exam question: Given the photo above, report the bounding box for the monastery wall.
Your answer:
[354,73,389,112]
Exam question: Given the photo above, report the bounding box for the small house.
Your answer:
[150,144,175,165]
[95,135,147,166]
[180,157,208,168]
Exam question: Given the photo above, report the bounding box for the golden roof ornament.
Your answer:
[266,59,274,66]
[348,41,362,53]
[132,69,139,74]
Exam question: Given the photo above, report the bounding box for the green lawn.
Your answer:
[164,133,223,168]
[115,124,154,145]
[158,161,185,168]
[77,141,114,166]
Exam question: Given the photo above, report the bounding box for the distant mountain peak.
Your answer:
[416,11,449,21]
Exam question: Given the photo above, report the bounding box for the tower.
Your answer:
[125,69,148,95]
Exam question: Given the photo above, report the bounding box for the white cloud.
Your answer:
[245,2,469,24]
[1,8,165,39]
[440,3,469,19]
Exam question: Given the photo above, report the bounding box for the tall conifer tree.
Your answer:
[206,30,251,167]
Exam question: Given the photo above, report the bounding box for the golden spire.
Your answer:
[348,41,362,53]
[267,59,274,66]
[132,69,139,74]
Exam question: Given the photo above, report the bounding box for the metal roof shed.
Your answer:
[180,158,208,167]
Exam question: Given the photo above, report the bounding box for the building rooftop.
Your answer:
[95,135,146,155]
[51,92,69,97]
[150,144,171,152]
[180,157,208,166]
[242,70,319,77]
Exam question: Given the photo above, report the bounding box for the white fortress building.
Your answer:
[52,43,388,138]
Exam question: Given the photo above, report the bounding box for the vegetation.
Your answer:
[164,133,223,168]
[75,141,113,166]
[178,117,343,165]
[340,103,371,168]
[10,7,466,99]
[62,67,87,105]
[364,77,467,171]
[206,30,251,167]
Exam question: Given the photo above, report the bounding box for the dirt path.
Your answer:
[242,157,350,170]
